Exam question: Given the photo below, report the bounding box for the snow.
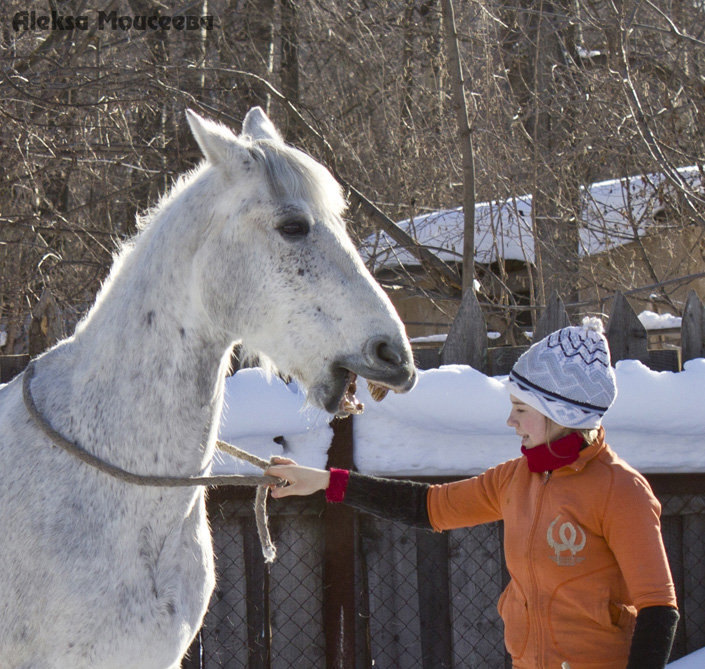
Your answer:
[668,647,705,667]
[214,368,334,475]
[410,334,447,344]
[361,166,702,270]
[214,358,705,477]
[639,310,682,330]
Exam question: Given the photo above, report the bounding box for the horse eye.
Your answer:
[277,218,310,239]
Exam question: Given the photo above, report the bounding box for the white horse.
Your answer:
[0,108,416,669]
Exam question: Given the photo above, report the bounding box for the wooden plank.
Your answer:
[682,514,705,654]
[324,416,357,669]
[646,349,679,372]
[416,530,452,669]
[448,523,507,667]
[606,293,648,364]
[200,499,250,668]
[362,519,423,667]
[441,288,488,371]
[414,346,441,370]
[269,513,326,667]
[244,516,271,669]
[681,290,705,363]
[355,521,373,667]
[533,290,570,341]
[647,474,705,497]
[660,514,686,660]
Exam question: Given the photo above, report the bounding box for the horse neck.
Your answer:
[41,200,235,477]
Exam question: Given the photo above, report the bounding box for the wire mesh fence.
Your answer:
[200,491,326,668]
[195,487,705,668]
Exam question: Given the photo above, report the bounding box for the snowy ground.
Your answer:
[667,646,705,667]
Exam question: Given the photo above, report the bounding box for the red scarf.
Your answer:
[521,431,585,473]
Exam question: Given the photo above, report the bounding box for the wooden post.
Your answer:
[681,290,705,364]
[606,292,648,364]
[533,290,570,341]
[416,530,452,668]
[244,515,271,669]
[441,287,487,370]
[324,417,357,669]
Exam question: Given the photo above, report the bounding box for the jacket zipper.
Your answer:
[527,471,551,666]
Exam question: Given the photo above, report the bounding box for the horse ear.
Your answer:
[186,109,239,166]
[241,107,282,142]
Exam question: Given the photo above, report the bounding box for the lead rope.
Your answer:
[22,361,282,562]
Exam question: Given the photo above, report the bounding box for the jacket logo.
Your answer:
[547,515,586,566]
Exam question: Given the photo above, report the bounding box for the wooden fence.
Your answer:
[427,288,705,374]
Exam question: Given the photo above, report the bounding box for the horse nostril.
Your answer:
[377,341,402,366]
[366,337,404,367]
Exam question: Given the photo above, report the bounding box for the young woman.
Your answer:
[266,319,679,669]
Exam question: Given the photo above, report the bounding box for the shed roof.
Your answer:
[360,166,702,270]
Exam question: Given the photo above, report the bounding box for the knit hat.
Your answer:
[507,317,617,429]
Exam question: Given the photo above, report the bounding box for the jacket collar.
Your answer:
[553,426,607,476]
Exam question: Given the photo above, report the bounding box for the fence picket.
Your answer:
[416,530,452,669]
[681,290,705,363]
[244,516,270,668]
[606,292,649,364]
[441,288,487,371]
[533,290,570,341]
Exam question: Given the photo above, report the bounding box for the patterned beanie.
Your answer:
[507,317,617,429]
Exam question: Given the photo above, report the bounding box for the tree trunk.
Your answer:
[280,0,301,141]
[441,0,476,295]
[501,0,581,311]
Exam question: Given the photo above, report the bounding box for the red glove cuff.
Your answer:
[326,468,350,503]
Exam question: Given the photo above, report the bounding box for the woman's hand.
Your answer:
[266,456,331,498]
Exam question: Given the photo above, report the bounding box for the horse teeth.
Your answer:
[367,382,389,402]
[339,395,364,415]
[337,372,364,416]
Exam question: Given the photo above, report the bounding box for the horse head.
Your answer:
[185,108,416,414]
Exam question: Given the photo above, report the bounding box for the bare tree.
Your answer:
[1,0,704,353]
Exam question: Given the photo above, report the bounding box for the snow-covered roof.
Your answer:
[360,166,702,270]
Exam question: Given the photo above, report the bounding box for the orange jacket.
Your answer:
[427,429,677,669]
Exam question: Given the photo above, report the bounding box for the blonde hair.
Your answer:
[579,428,600,445]
[544,417,600,448]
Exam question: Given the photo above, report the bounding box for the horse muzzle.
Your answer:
[326,336,417,416]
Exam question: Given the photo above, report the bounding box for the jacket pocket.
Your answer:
[497,580,529,660]
[548,581,633,663]
[608,600,637,630]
